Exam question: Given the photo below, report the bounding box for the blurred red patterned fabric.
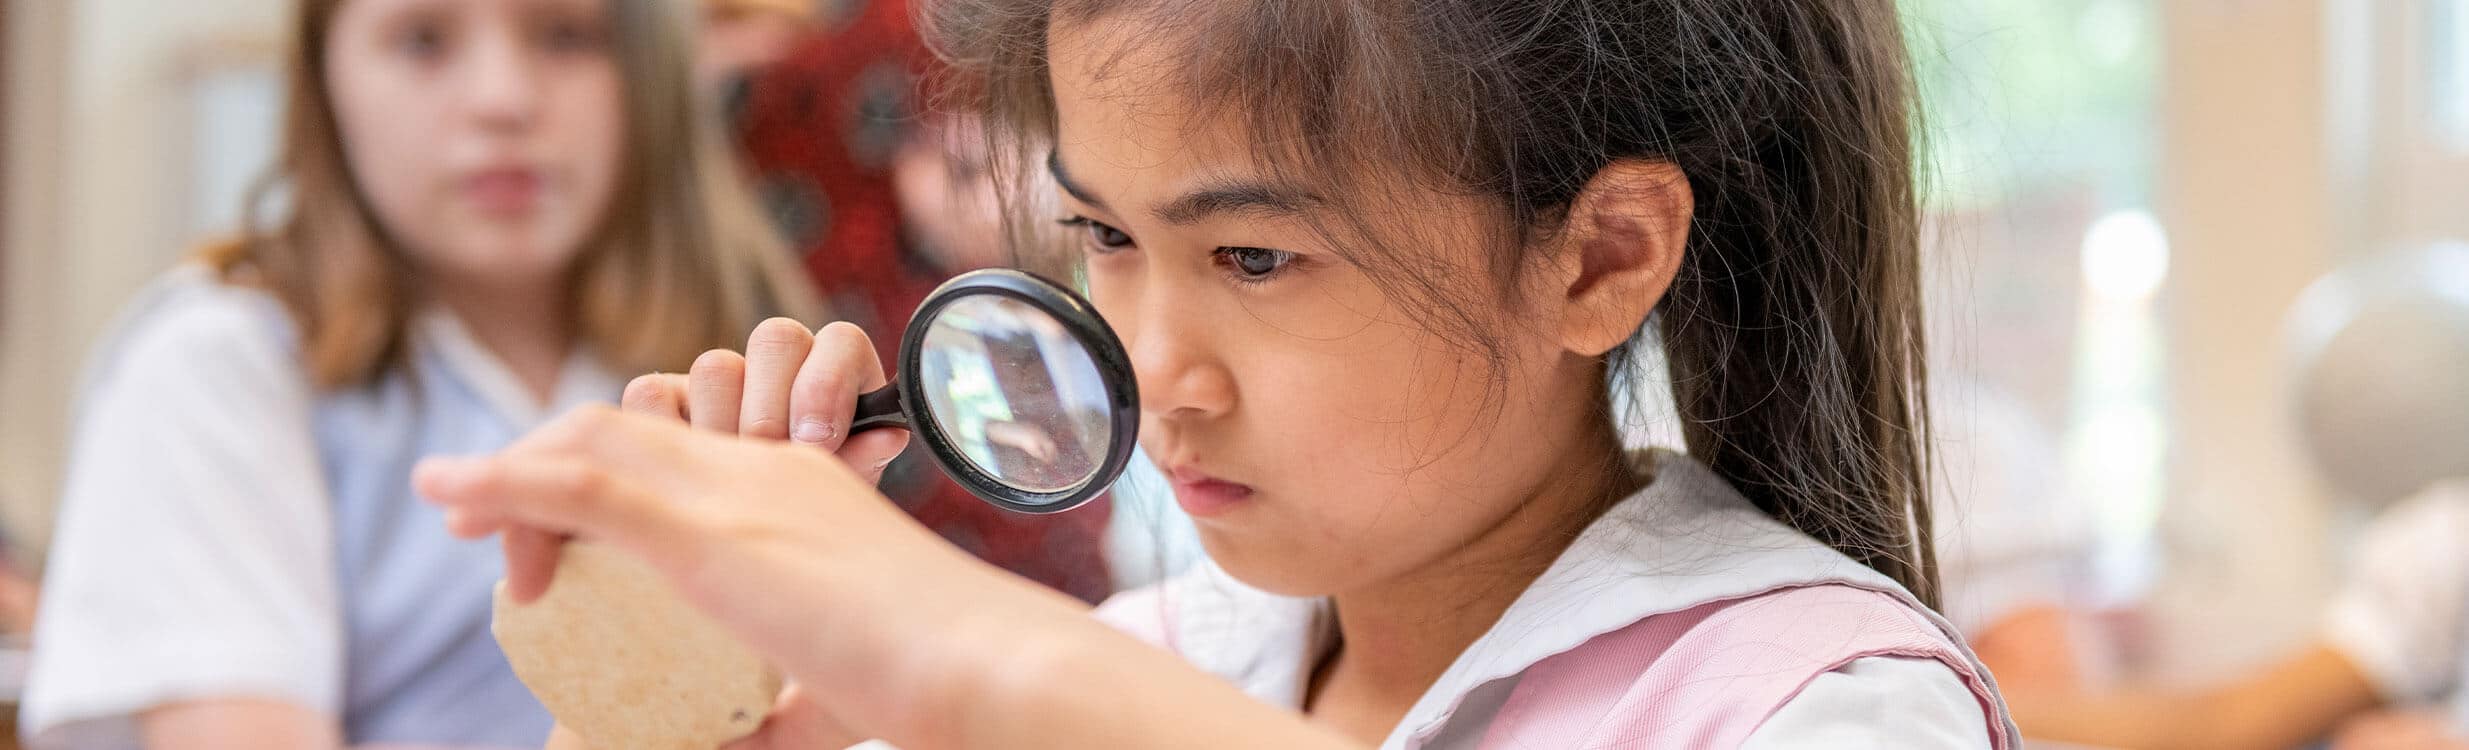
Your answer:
[729,0,1114,603]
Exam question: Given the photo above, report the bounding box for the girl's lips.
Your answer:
[1168,466,1254,517]
[463,166,544,216]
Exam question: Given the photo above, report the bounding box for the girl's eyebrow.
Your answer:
[1152,177,1318,225]
[1047,151,1110,211]
[1048,151,1318,226]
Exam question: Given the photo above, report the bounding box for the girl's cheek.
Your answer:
[1083,255,1143,321]
[555,69,626,223]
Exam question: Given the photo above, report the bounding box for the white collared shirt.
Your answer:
[1094,449,2006,748]
[2321,480,2469,722]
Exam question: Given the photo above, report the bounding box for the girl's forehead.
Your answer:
[1048,28,1265,205]
[1042,11,1458,217]
[1041,8,1471,228]
[338,0,612,28]
[1048,21,1197,137]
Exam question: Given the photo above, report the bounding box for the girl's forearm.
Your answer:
[936,608,1358,750]
[140,699,341,750]
[842,574,1355,750]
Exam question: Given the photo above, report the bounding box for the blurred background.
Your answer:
[0,0,2461,748]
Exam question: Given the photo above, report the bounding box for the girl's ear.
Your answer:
[1552,159,1692,357]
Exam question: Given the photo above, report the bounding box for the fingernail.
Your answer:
[875,456,895,472]
[412,457,475,497]
[794,417,834,444]
[442,507,487,537]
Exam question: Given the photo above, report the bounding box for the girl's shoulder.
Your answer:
[90,265,297,366]
[75,265,308,413]
[1482,583,2011,749]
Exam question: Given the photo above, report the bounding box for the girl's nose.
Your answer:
[463,27,541,132]
[1120,291,1237,424]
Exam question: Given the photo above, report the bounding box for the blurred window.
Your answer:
[2438,0,2468,150]
[1904,0,2164,599]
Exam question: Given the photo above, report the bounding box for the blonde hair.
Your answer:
[206,0,818,388]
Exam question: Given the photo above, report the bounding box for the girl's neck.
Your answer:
[427,272,574,405]
[1305,417,1643,740]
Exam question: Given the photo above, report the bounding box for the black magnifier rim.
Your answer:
[897,269,1140,515]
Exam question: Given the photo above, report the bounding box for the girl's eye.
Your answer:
[538,18,607,54]
[397,22,450,60]
[1057,216,1134,253]
[1216,247,1296,282]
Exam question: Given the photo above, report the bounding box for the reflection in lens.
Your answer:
[917,295,1114,497]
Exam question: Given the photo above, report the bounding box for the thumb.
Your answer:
[720,683,865,750]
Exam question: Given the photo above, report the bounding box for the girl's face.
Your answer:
[326,0,623,290]
[1048,20,1616,597]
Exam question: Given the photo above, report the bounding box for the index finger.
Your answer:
[418,452,709,578]
[789,322,891,451]
[623,373,691,421]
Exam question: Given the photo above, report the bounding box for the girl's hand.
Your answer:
[487,320,916,750]
[622,318,910,465]
[419,404,1090,748]
[471,319,985,748]
[500,319,910,604]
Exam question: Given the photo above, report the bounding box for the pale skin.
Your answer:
[890,114,1007,272]
[1969,604,2082,693]
[696,0,810,90]
[2010,643,2422,750]
[140,0,624,745]
[423,11,1698,750]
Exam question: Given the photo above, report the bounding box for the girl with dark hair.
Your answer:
[427,0,2020,746]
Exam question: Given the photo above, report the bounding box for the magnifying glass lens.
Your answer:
[916,295,1113,496]
[847,269,1138,513]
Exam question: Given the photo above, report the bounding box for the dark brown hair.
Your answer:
[205,0,818,389]
[927,0,1938,605]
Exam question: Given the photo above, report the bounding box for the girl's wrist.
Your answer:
[930,595,1115,748]
[822,551,1098,748]
[903,572,1096,745]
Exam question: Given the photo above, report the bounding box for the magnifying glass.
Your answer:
[846,269,1139,513]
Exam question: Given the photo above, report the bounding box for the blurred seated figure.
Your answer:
[2013,243,2469,750]
[2014,481,2469,750]
[698,0,813,88]
[728,0,1113,602]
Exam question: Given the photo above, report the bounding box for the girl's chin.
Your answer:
[1189,531,1357,599]
[418,237,587,283]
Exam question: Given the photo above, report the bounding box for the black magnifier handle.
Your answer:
[850,384,909,433]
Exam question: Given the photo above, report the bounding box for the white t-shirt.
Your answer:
[2322,480,2469,714]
